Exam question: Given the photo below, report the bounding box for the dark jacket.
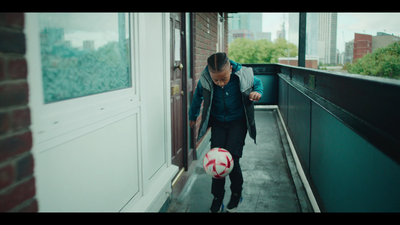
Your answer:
[188,60,263,144]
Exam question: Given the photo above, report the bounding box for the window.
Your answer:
[38,13,132,104]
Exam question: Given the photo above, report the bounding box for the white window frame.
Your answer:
[217,14,225,53]
[26,13,141,152]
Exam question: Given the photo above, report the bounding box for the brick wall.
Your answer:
[192,13,228,148]
[353,33,372,61]
[279,58,318,69]
[0,13,37,212]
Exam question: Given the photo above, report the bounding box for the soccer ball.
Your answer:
[203,147,234,179]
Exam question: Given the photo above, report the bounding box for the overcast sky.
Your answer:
[262,13,285,42]
[262,12,400,53]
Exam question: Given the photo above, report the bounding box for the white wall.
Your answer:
[26,13,177,212]
[34,112,140,211]
[139,13,170,188]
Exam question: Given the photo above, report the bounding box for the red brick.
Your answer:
[0,112,9,135]
[4,13,24,29]
[0,82,29,107]
[0,29,26,54]
[16,198,38,212]
[0,164,14,190]
[11,107,31,131]
[0,57,4,81]
[16,153,34,181]
[0,177,35,212]
[353,33,372,61]
[8,58,27,80]
[0,14,6,26]
[0,131,32,162]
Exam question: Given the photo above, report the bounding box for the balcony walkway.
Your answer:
[167,107,314,212]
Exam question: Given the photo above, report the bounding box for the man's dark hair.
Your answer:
[207,52,230,72]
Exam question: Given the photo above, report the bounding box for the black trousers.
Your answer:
[210,117,247,199]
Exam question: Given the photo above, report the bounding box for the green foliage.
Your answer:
[347,41,400,79]
[228,38,298,64]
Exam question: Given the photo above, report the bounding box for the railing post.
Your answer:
[298,12,306,67]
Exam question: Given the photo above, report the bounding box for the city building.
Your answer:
[230,29,254,40]
[306,13,319,57]
[288,13,299,46]
[228,13,263,43]
[256,31,271,41]
[276,24,286,40]
[318,13,337,65]
[351,32,400,62]
[372,32,400,52]
[345,39,354,64]
[288,13,323,59]
[353,33,372,61]
[337,49,345,65]
[278,55,319,69]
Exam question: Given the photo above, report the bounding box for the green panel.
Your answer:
[287,85,311,170]
[255,75,278,105]
[278,78,288,125]
[310,102,400,212]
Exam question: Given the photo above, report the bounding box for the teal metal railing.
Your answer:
[244,63,400,212]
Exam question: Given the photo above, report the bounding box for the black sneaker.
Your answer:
[226,193,243,213]
[209,197,224,213]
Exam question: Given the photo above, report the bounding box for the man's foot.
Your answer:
[209,197,224,213]
[226,193,243,213]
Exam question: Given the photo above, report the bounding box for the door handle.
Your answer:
[174,63,183,70]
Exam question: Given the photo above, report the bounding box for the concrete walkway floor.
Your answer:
[167,108,314,213]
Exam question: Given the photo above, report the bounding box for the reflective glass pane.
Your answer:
[228,13,298,64]
[38,13,131,104]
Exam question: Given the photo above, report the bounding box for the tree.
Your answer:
[228,38,298,64]
[347,41,400,79]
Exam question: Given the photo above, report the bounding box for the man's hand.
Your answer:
[249,91,261,102]
[189,120,196,128]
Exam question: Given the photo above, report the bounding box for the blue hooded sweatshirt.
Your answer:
[189,59,263,123]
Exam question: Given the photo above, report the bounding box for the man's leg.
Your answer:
[224,118,247,194]
[209,119,229,212]
[210,119,228,199]
[224,118,247,212]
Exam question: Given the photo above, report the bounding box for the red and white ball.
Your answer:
[203,147,234,179]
